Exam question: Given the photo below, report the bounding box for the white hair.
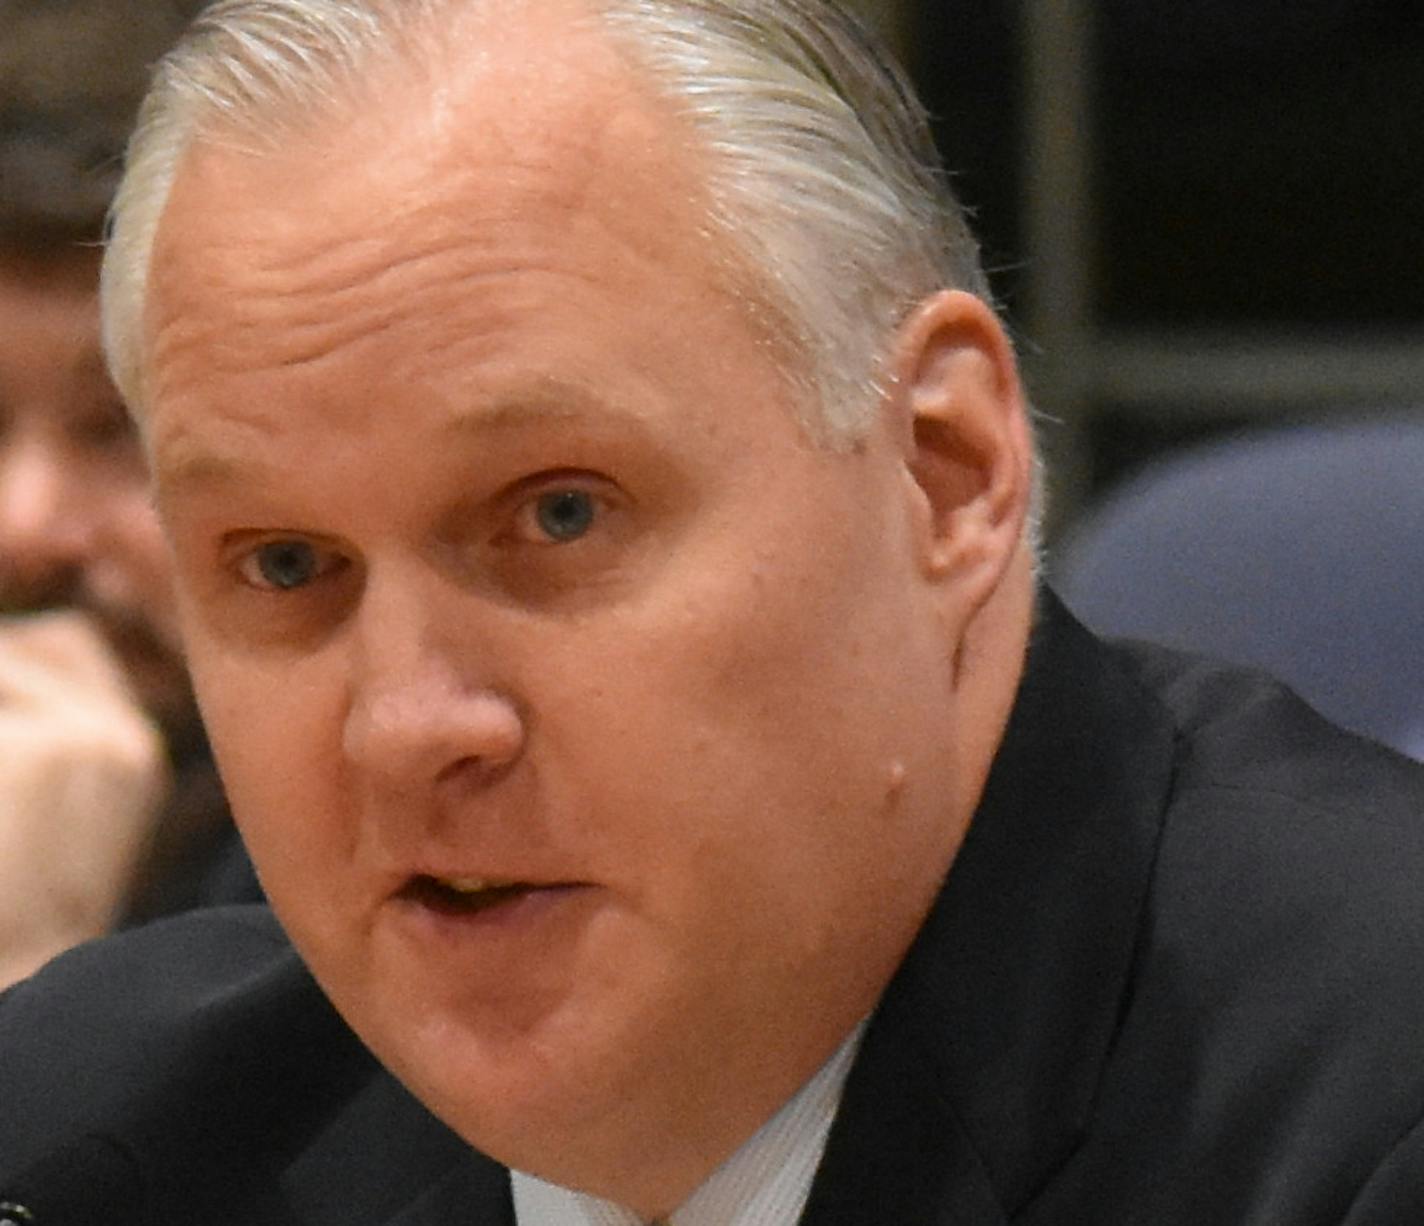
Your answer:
[103,0,1010,454]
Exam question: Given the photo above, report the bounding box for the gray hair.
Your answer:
[103,0,1001,450]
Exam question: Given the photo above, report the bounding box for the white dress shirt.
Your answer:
[511,1022,866,1226]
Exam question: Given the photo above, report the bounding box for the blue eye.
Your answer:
[534,490,596,542]
[248,540,321,590]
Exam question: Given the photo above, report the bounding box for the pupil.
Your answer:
[536,490,595,541]
[257,541,317,589]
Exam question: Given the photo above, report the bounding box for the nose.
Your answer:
[0,439,89,608]
[341,573,526,798]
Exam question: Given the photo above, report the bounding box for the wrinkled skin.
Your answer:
[140,2,1034,1215]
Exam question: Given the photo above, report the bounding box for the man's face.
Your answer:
[0,244,190,730]
[143,16,974,1203]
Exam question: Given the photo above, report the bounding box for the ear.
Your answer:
[887,290,1033,616]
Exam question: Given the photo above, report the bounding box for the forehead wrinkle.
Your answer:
[153,206,585,380]
[145,0,759,429]
[154,375,631,499]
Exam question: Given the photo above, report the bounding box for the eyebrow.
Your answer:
[156,450,250,499]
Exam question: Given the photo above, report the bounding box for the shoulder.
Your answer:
[0,906,379,1189]
[1,908,497,1218]
[1074,640,1424,1219]
[1123,635,1424,820]
[1113,636,1424,1014]
[1117,638,1424,947]
[1,904,312,1051]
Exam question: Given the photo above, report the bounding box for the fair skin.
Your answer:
[0,244,190,730]
[140,4,1035,1216]
[0,609,169,986]
[0,243,185,982]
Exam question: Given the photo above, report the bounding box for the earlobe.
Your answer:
[888,290,1032,603]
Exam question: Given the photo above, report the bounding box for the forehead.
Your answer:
[144,3,725,374]
[139,3,810,504]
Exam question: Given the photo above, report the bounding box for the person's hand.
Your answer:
[0,611,170,988]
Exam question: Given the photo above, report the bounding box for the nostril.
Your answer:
[434,751,519,791]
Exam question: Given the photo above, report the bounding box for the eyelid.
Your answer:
[501,467,607,500]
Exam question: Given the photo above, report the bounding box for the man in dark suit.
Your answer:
[3,1,1424,1222]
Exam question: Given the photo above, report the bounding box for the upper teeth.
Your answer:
[441,877,491,894]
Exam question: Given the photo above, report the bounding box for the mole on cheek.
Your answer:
[881,759,909,817]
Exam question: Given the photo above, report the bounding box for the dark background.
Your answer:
[903,1,1424,517]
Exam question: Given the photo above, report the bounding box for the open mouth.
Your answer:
[401,875,537,917]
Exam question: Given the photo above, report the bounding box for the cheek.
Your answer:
[188,643,344,860]
[639,513,925,784]
[536,505,934,913]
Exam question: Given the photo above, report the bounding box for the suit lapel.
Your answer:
[277,1062,513,1226]
[381,1150,514,1226]
[799,978,1008,1225]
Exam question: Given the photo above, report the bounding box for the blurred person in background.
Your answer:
[0,0,257,986]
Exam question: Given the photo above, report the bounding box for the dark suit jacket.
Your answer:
[5,595,1424,1224]
[119,749,264,927]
